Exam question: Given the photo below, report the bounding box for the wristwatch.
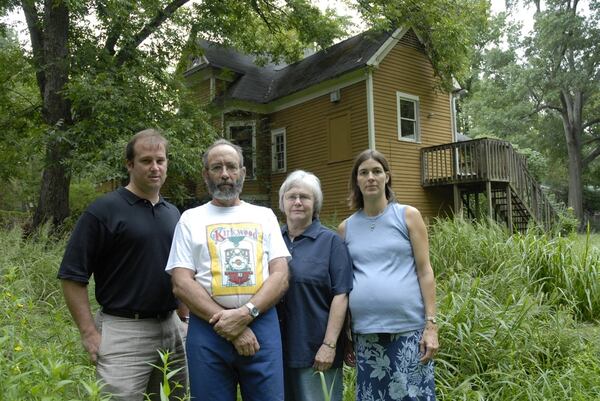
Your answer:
[425,315,437,325]
[245,302,260,319]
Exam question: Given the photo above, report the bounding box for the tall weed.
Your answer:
[0,226,104,400]
[431,218,600,400]
[3,219,600,401]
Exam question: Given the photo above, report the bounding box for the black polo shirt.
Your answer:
[58,187,180,312]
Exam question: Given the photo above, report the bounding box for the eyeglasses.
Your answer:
[285,193,312,202]
[208,164,240,174]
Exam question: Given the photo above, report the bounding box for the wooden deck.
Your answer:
[421,138,556,231]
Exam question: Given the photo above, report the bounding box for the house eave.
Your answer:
[367,27,407,67]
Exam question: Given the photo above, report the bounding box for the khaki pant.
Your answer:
[95,311,187,401]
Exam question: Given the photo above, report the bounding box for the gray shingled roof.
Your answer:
[188,30,393,104]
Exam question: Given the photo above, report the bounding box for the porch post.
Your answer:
[486,181,493,220]
[506,184,513,232]
[453,184,462,218]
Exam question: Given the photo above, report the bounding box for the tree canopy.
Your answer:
[461,0,600,226]
[351,0,490,90]
[1,0,492,228]
[1,0,351,228]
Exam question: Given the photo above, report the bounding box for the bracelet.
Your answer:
[180,316,190,323]
[323,341,336,349]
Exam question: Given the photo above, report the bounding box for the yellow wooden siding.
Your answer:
[372,42,453,220]
[190,79,212,105]
[187,35,456,223]
[268,82,369,221]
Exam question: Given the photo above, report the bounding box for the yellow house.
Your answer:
[184,28,554,229]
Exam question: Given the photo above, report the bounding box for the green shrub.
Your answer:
[4,219,600,401]
[0,226,105,400]
[0,210,30,229]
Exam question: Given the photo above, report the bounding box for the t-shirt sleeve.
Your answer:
[165,217,197,274]
[329,235,353,295]
[266,209,291,262]
[57,211,105,283]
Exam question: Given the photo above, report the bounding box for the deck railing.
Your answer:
[421,138,556,227]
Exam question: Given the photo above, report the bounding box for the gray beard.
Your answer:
[207,179,244,201]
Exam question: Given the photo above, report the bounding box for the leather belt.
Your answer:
[102,308,173,320]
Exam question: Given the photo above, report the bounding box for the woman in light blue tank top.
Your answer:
[338,149,439,401]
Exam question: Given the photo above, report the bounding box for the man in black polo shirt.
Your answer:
[58,129,187,401]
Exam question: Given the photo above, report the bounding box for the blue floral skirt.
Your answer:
[354,330,436,401]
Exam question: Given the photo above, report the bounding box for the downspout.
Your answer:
[210,77,216,100]
[366,69,376,150]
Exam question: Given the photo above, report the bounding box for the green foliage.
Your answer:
[552,205,580,235]
[0,226,108,400]
[429,218,600,400]
[7,0,353,227]
[69,179,103,217]
[0,29,45,199]
[5,219,600,400]
[0,210,29,229]
[461,0,600,221]
[146,350,189,401]
[191,0,349,64]
[350,0,490,90]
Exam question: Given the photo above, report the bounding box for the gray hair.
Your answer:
[202,138,244,169]
[278,170,323,218]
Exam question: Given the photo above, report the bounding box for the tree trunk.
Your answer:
[560,89,585,229]
[32,139,71,228]
[565,131,584,225]
[31,0,72,230]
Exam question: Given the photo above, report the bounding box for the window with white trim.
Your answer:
[271,128,286,173]
[226,121,256,179]
[396,92,420,141]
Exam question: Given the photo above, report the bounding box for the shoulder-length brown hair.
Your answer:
[347,149,396,210]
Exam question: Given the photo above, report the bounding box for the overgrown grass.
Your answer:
[2,220,600,400]
[429,219,600,400]
[0,226,107,400]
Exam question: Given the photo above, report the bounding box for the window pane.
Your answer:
[229,125,254,177]
[400,120,415,138]
[400,99,415,119]
[274,134,285,171]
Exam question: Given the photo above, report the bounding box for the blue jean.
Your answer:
[186,307,283,401]
[284,366,343,401]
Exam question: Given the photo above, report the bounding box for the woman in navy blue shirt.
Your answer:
[278,170,353,401]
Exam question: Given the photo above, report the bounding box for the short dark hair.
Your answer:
[348,149,396,210]
[202,138,244,169]
[125,129,168,161]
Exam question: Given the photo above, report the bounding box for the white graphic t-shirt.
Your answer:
[165,202,290,308]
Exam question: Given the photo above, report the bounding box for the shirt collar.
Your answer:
[281,218,321,240]
[117,186,169,207]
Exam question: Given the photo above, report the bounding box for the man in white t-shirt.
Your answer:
[166,139,290,401]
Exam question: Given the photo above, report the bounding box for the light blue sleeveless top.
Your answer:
[345,203,425,334]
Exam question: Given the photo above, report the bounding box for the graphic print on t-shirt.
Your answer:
[207,222,264,296]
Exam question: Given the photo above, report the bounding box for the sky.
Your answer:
[313,0,538,38]
[2,1,535,47]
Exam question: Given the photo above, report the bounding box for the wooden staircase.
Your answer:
[421,138,556,232]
